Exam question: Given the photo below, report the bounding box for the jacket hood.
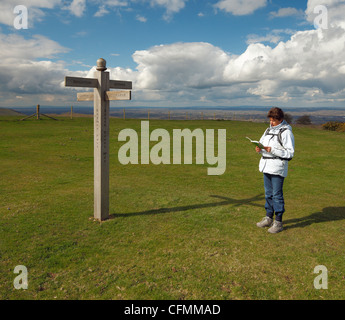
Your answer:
[270,120,292,132]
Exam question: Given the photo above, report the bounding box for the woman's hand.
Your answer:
[256,146,271,153]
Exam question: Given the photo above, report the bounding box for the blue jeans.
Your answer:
[263,173,285,222]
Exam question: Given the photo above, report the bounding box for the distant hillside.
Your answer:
[0,108,25,116]
[6,106,345,124]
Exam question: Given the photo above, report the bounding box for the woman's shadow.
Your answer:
[283,207,345,230]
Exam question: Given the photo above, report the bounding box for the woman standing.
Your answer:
[255,107,295,233]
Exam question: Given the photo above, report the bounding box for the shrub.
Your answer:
[322,121,344,131]
[296,115,312,125]
[337,123,345,132]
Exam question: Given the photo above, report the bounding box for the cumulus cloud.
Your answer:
[0,33,69,61]
[5,23,345,106]
[229,24,345,101]
[1,0,345,107]
[130,42,230,90]
[101,0,345,106]
[0,31,77,107]
[104,13,345,106]
[214,0,267,16]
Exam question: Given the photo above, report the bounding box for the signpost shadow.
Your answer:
[109,193,265,219]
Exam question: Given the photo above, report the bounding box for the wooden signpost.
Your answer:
[65,58,132,221]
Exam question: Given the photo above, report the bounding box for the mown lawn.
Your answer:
[0,116,344,300]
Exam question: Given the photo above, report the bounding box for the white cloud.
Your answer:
[128,42,230,90]
[148,0,188,20]
[0,31,73,105]
[103,12,345,106]
[2,0,345,108]
[0,33,69,61]
[270,7,305,18]
[68,0,86,17]
[149,0,187,12]
[246,29,296,44]
[93,1,129,17]
[214,0,267,16]
[111,0,344,105]
[94,5,110,17]
[105,0,129,6]
[92,0,186,20]
[4,18,345,107]
[136,15,147,22]
[225,26,345,90]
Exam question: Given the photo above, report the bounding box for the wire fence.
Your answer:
[110,108,268,122]
[13,106,269,123]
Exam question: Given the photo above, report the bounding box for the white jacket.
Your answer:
[259,120,295,177]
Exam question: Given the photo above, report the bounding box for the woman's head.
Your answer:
[267,107,284,127]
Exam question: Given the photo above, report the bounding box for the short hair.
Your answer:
[267,107,284,121]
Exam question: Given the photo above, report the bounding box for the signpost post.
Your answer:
[65,58,132,221]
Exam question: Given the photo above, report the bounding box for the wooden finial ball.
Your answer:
[96,58,107,71]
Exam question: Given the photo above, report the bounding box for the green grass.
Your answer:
[1,116,345,300]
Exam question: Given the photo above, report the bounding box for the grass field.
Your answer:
[0,116,344,300]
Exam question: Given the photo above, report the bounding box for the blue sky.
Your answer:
[15,0,308,69]
[1,0,345,108]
